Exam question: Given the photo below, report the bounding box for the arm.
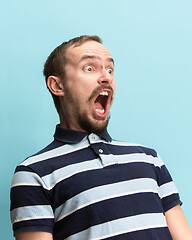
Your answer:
[15,231,53,240]
[165,205,192,240]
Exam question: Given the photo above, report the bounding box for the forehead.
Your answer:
[66,40,113,63]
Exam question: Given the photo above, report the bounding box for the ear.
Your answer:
[47,76,64,96]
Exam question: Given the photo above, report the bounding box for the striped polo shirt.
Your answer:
[10,125,181,239]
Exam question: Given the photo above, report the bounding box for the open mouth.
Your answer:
[93,88,112,118]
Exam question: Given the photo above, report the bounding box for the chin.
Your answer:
[79,115,110,134]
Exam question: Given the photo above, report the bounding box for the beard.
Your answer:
[77,112,110,133]
[64,86,113,133]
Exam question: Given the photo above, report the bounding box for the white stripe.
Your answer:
[111,140,146,147]
[65,213,167,240]
[159,181,179,199]
[101,153,164,167]
[21,140,89,166]
[11,205,54,224]
[12,215,53,224]
[55,178,159,222]
[11,171,47,188]
[42,153,164,190]
[88,139,163,167]
[42,159,102,190]
[13,153,164,190]
[87,137,143,147]
[21,136,156,167]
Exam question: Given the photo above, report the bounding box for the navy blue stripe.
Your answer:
[10,186,51,209]
[54,193,164,239]
[35,141,63,155]
[50,162,158,208]
[29,147,98,177]
[156,165,173,186]
[13,219,54,235]
[15,165,34,173]
[19,141,63,163]
[23,144,158,177]
[104,227,173,240]
[93,142,158,157]
[162,194,182,212]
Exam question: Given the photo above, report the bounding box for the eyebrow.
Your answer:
[79,55,114,65]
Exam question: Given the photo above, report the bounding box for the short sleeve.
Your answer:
[10,165,54,236]
[156,154,182,212]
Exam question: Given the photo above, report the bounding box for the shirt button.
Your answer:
[99,149,103,153]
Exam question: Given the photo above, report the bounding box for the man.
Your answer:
[10,35,192,240]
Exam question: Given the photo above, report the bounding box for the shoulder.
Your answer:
[17,140,63,167]
[107,139,164,168]
[12,140,65,181]
[12,140,66,190]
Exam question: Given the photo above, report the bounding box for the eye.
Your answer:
[84,65,94,72]
[107,68,113,74]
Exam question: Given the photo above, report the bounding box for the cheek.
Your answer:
[78,80,96,94]
[112,79,116,92]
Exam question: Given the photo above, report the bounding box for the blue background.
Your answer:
[1,0,192,239]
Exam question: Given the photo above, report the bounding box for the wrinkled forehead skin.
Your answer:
[65,40,114,67]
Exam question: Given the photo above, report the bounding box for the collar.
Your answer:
[54,124,112,144]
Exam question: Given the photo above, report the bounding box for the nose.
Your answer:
[97,69,113,85]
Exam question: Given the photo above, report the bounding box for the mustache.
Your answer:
[88,85,114,102]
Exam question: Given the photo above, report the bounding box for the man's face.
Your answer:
[60,40,116,133]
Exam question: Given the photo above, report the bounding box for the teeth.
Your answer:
[96,109,105,113]
[99,91,108,96]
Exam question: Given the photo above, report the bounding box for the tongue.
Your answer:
[94,102,103,110]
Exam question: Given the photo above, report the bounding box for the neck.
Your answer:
[59,115,87,133]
